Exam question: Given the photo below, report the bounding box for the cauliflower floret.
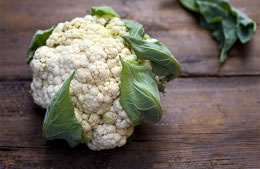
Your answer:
[30,15,135,150]
[103,111,118,124]
[87,124,133,150]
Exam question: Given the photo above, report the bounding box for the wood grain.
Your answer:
[1,0,260,80]
[1,0,260,168]
[1,77,259,169]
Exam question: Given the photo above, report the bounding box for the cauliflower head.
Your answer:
[30,15,135,150]
[27,6,181,151]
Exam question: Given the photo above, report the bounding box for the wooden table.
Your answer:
[1,0,260,168]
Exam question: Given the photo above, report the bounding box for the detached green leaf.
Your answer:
[196,0,238,62]
[123,19,145,39]
[43,72,83,147]
[233,8,257,43]
[179,0,256,63]
[26,26,55,64]
[91,6,120,18]
[123,36,181,78]
[179,0,199,12]
[119,57,162,126]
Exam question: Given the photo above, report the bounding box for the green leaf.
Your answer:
[119,57,162,126]
[180,0,256,63]
[232,8,257,43]
[26,26,55,64]
[91,6,120,18]
[196,0,237,62]
[43,72,83,147]
[179,0,200,12]
[144,34,150,40]
[123,19,145,39]
[123,36,181,78]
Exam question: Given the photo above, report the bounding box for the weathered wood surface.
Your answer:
[1,0,260,169]
[1,0,260,80]
[0,77,260,169]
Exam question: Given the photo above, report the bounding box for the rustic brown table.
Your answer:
[1,0,260,168]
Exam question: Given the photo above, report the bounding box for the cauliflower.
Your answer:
[30,15,134,150]
[27,6,181,151]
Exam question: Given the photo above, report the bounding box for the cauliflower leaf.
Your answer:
[119,57,162,126]
[26,26,55,64]
[123,36,181,78]
[179,0,256,62]
[123,19,145,39]
[43,72,83,147]
[91,6,120,18]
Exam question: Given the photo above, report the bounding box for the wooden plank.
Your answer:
[1,0,260,80]
[1,77,260,169]
[1,0,260,32]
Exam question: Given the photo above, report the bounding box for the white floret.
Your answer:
[30,15,135,150]
[87,124,132,150]
[103,111,118,124]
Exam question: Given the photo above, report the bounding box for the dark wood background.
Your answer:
[1,0,260,168]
